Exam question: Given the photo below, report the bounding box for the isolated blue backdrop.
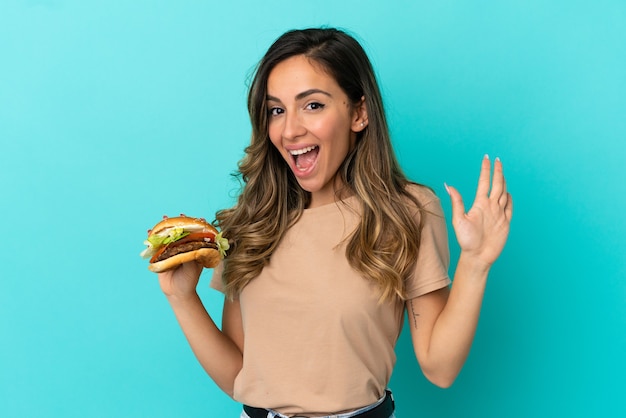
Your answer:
[1,1,625,417]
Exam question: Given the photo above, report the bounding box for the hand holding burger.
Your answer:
[140,214,229,273]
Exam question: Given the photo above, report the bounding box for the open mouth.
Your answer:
[289,145,319,171]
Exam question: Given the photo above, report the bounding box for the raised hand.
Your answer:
[445,155,513,268]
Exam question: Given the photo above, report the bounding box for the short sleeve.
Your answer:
[209,261,225,293]
[404,191,451,300]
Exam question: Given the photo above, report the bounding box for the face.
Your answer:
[266,55,367,208]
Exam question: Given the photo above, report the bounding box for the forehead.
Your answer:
[267,55,340,95]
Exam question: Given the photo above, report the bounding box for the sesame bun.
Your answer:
[148,216,218,237]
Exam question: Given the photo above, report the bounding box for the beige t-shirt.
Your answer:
[210,185,450,416]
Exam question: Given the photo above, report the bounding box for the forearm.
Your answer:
[422,253,490,386]
[166,293,243,397]
[417,155,511,386]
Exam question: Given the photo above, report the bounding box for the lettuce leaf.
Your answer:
[216,232,230,258]
[140,227,190,259]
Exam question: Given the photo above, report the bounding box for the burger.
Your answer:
[140,214,229,273]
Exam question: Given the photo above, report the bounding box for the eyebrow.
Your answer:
[266,89,332,103]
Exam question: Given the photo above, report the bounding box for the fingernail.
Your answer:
[484,154,490,160]
[495,156,501,162]
[444,182,450,195]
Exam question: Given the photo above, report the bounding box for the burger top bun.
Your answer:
[148,247,221,273]
[149,216,217,236]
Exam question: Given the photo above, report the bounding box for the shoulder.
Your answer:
[404,183,442,211]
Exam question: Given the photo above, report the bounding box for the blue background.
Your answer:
[1,1,625,417]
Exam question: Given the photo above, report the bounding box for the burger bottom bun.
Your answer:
[148,248,221,273]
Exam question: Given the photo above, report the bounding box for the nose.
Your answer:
[281,111,306,141]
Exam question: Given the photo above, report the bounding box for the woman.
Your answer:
[158,28,512,418]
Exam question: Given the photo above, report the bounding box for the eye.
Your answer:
[268,106,284,117]
[306,102,325,111]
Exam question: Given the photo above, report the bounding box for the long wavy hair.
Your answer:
[216,28,426,302]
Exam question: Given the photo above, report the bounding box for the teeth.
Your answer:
[289,145,317,156]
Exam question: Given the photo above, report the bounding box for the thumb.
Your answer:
[445,183,466,221]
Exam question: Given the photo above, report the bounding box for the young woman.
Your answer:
[157,28,512,418]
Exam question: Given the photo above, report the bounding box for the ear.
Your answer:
[351,96,368,132]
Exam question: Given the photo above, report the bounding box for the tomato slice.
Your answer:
[150,245,168,263]
[173,231,216,246]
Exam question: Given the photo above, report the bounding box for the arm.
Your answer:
[159,261,243,397]
[408,155,513,388]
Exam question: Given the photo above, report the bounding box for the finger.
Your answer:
[490,157,505,199]
[475,154,492,198]
[505,193,513,220]
[445,183,466,220]
[183,261,203,278]
[498,167,508,206]
[498,191,508,207]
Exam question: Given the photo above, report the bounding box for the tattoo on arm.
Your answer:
[410,300,420,329]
